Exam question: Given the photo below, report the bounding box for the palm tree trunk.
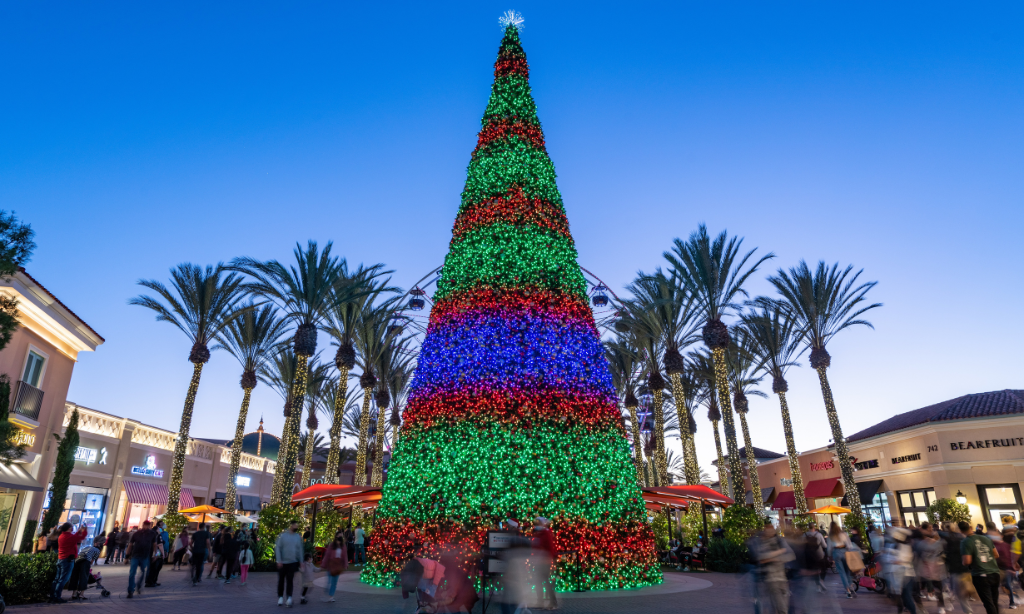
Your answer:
[711,347,744,500]
[274,353,309,505]
[301,425,316,490]
[167,362,204,516]
[651,389,667,487]
[711,419,727,494]
[324,367,349,484]
[815,367,861,511]
[353,386,373,486]
[669,374,700,486]
[627,405,646,486]
[224,386,253,518]
[738,411,767,520]
[370,408,388,486]
[777,391,808,515]
[271,407,295,504]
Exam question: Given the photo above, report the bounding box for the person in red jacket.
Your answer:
[51,523,88,603]
[532,517,558,611]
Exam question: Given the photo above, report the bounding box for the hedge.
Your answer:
[0,551,57,604]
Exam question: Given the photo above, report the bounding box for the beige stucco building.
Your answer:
[758,389,1024,530]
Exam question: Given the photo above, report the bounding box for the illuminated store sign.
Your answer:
[951,438,1024,450]
[74,447,97,464]
[891,453,921,464]
[810,460,834,471]
[854,459,879,470]
[235,475,251,487]
[130,455,163,478]
[15,429,35,447]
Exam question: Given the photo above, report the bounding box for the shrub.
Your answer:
[722,505,760,545]
[927,498,971,525]
[0,552,57,604]
[678,505,706,547]
[254,503,305,561]
[705,538,749,573]
[312,505,349,547]
[651,511,669,550]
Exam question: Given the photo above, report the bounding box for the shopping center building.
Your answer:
[758,389,1024,530]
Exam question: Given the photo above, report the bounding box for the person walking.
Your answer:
[222,529,240,583]
[190,523,213,586]
[828,521,860,598]
[104,528,119,564]
[155,520,170,561]
[884,522,918,614]
[172,528,190,570]
[50,523,88,603]
[961,520,1001,614]
[532,517,558,611]
[914,522,948,613]
[126,520,157,598]
[996,525,1020,609]
[320,534,348,602]
[353,522,366,566]
[144,529,166,588]
[755,522,794,614]
[941,522,975,614]
[116,526,131,563]
[238,541,255,586]
[209,526,225,579]
[276,520,303,607]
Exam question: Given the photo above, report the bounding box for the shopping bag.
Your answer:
[845,550,865,574]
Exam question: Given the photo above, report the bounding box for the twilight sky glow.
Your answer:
[4,2,1022,473]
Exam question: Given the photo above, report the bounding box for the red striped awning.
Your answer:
[123,480,195,508]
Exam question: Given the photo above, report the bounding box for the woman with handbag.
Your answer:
[829,521,862,598]
[320,535,348,602]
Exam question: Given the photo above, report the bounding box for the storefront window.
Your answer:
[979,484,1023,526]
[862,492,892,527]
[41,485,108,541]
[896,488,935,527]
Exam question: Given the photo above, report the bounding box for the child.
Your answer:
[238,541,254,586]
[299,552,317,604]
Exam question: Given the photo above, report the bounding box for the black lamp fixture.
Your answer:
[956,490,967,505]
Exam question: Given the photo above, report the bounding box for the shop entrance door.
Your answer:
[979,485,1023,527]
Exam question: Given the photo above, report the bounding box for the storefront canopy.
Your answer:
[122,481,195,508]
[746,487,774,505]
[290,484,381,507]
[772,491,796,510]
[804,478,843,499]
[0,462,43,492]
[841,480,884,508]
[641,485,735,507]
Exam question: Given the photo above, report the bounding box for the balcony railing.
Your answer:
[12,380,44,423]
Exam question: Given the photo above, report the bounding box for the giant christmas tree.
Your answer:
[362,22,661,591]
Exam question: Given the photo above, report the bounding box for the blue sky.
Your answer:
[4,1,1021,471]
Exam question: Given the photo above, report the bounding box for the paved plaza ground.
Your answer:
[10,561,1017,614]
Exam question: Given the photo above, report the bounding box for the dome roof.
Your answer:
[240,430,280,461]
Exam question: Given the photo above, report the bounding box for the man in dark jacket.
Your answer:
[104,528,119,564]
[126,521,157,598]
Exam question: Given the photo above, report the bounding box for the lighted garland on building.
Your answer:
[363,23,660,590]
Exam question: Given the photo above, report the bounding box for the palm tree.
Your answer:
[769,261,880,512]
[605,339,647,486]
[622,270,702,486]
[231,241,350,505]
[299,361,332,491]
[130,263,247,516]
[383,344,414,450]
[352,301,395,486]
[740,300,809,515]
[214,303,289,517]
[676,368,705,484]
[664,225,773,500]
[691,350,728,493]
[258,348,299,499]
[370,335,413,486]
[615,304,666,486]
[298,431,328,462]
[322,266,395,483]
[725,331,769,520]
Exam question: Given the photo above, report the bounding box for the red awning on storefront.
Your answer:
[772,491,796,510]
[122,480,195,508]
[804,478,842,499]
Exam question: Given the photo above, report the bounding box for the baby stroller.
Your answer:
[66,558,111,599]
[401,557,477,614]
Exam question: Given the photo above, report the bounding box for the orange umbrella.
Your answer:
[179,504,226,524]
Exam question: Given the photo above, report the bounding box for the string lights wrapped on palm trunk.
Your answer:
[362,21,660,590]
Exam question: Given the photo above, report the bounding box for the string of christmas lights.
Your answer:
[777,390,809,514]
[223,386,253,517]
[166,362,204,516]
[324,366,350,484]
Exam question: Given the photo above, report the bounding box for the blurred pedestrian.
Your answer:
[754,522,793,614]
[996,525,1020,609]
[104,528,119,564]
[914,522,947,612]
[960,521,999,614]
[532,517,558,611]
[276,520,303,607]
[172,527,189,570]
[126,520,157,598]
[829,521,860,599]
[320,534,347,602]
[190,523,213,586]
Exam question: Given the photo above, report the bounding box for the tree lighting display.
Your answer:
[362,24,660,591]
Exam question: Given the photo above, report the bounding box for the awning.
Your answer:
[746,487,774,505]
[640,485,735,507]
[772,491,796,510]
[0,462,43,492]
[239,495,262,511]
[841,480,883,507]
[122,481,195,508]
[291,484,381,507]
[804,478,842,499]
